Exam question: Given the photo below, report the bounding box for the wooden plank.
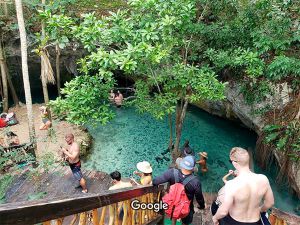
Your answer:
[272,207,300,225]
[99,206,106,225]
[142,214,164,225]
[92,209,99,225]
[8,166,62,203]
[0,185,164,225]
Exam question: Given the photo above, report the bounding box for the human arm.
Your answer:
[134,171,143,177]
[61,144,79,161]
[152,169,174,186]
[222,170,234,184]
[212,182,234,225]
[260,177,274,212]
[194,181,205,209]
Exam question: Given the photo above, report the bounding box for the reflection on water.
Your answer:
[83,105,299,215]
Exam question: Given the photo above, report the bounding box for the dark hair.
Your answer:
[0,113,7,119]
[183,140,189,148]
[184,147,192,155]
[143,173,152,176]
[110,171,121,181]
[6,131,17,137]
[115,92,120,97]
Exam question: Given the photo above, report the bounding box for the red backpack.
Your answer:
[162,169,196,219]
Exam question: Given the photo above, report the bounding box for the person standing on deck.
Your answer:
[60,133,88,193]
[212,147,274,225]
[108,171,132,225]
[153,156,205,225]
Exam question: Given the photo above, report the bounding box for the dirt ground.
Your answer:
[0,104,91,159]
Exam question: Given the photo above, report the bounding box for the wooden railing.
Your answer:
[0,185,165,225]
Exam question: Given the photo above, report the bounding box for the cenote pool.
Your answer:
[83,105,299,215]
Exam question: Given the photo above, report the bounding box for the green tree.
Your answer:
[50,0,226,158]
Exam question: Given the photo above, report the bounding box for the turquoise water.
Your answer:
[83,105,299,215]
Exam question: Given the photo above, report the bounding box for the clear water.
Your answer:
[83,105,299,215]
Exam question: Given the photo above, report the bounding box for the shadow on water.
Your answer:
[83,104,299,215]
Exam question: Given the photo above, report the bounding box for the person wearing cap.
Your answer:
[153,155,205,225]
[132,161,153,185]
[196,152,208,173]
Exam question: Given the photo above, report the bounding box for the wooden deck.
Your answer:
[2,167,300,225]
[4,166,111,204]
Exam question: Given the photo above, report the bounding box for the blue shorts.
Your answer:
[42,118,50,124]
[70,162,83,181]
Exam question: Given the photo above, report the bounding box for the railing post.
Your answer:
[99,206,106,225]
[92,209,99,225]
[78,212,87,225]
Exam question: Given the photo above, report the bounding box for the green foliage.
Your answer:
[266,56,300,80]
[50,75,115,125]
[240,80,273,105]
[45,0,225,125]
[263,121,300,161]
[0,174,14,203]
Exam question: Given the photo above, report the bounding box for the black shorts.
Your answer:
[220,215,262,225]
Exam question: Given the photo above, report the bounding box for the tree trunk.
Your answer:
[0,43,9,112]
[6,67,20,106]
[15,0,36,146]
[56,44,61,96]
[41,0,49,104]
[168,113,173,151]
[173,99,189,160]
[3,53,20,106]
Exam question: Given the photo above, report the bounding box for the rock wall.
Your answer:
[194,82,300,197]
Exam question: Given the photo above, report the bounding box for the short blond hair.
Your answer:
[230,147,249,167]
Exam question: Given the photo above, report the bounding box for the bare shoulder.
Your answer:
[71,142,80,151]
[256,173,270,184]
[224,179,236,191]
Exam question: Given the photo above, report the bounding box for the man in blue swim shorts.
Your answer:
[61,133,88,193]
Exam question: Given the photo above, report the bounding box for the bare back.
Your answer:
[224,172,270,222]
[67,142,80,164]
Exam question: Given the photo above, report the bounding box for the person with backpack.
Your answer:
[152,155,205,225]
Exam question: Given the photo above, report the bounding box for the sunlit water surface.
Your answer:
[83,105,299,215]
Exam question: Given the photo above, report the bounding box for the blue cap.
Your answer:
[180,156,195,170]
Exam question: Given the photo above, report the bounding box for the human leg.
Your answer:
[71,166,88,193]
[80,177,88,193]
[181,206,194,225]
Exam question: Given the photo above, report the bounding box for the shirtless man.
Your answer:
[114,90,123,107]
[61,133,88,193]
[212,147,274,225]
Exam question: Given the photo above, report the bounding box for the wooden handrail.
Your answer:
[271,207,300,225]
[0,184,164,225]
